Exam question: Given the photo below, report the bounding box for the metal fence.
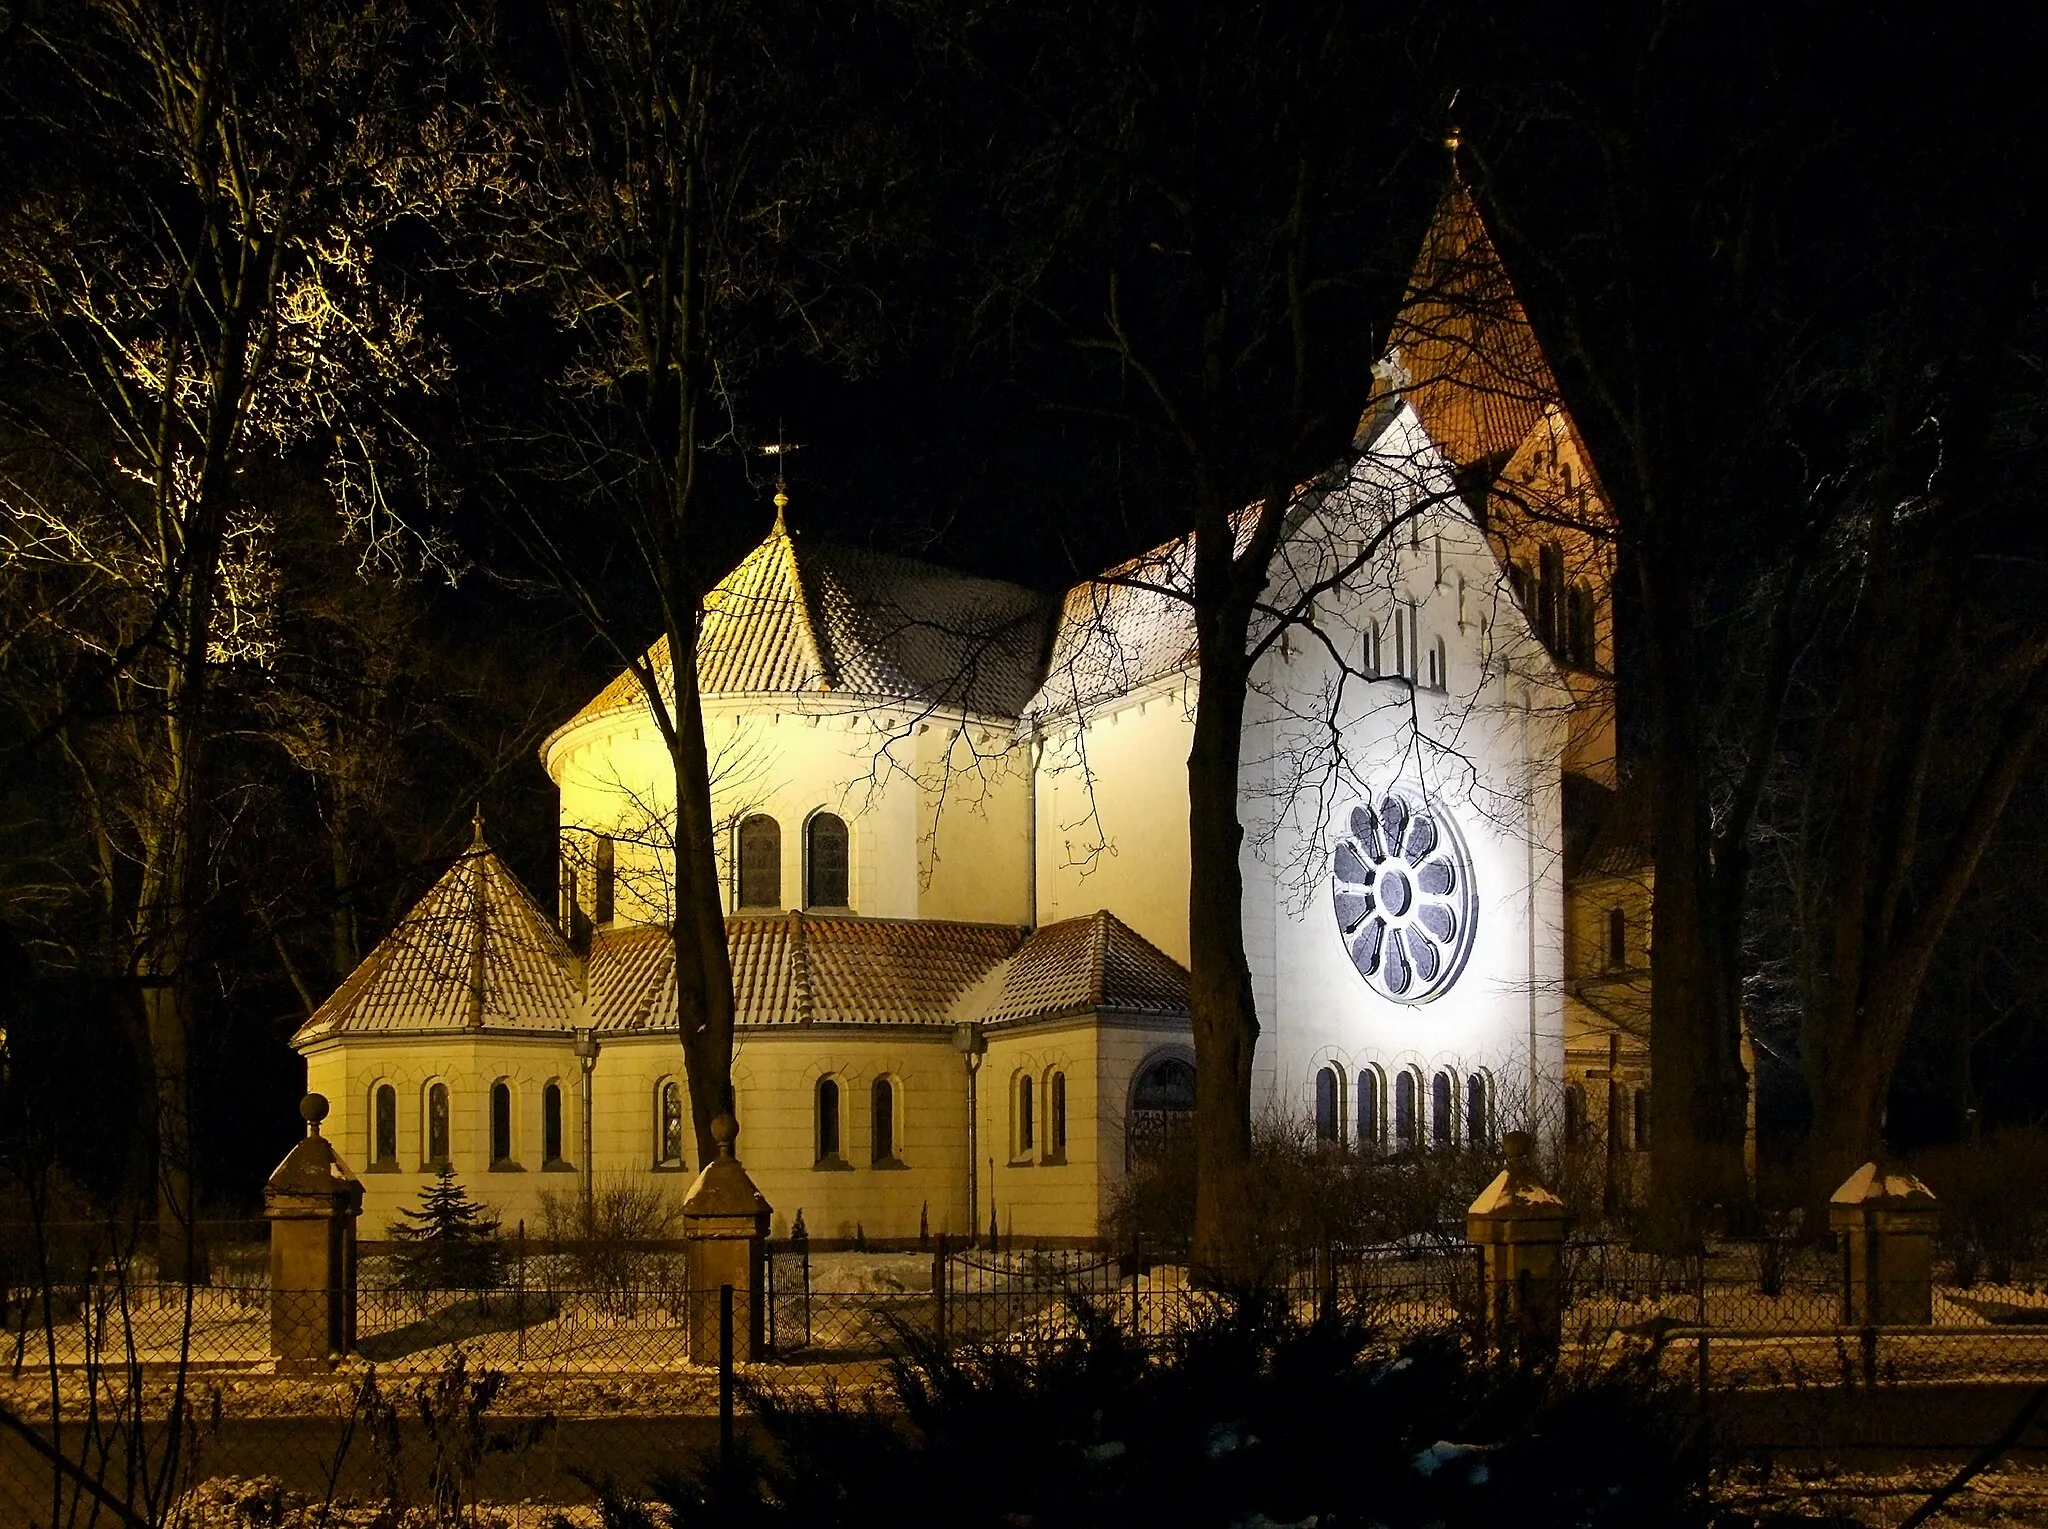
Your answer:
[3,1237,2048,1522]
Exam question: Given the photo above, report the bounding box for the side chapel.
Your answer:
[294,185,1653,1245]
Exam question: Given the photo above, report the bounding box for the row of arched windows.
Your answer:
[1366,604,1450,693]
[1312,1065,1494,1152]
[736,811,850,911]
[369,1078,570,1173]
[814,1074,904,1167]
[1010,1069,1069,1164]
[1508,541,1600,671]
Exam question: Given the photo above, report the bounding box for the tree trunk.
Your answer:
[1641,532,1751,1246]
[1187,641,1258,1278]
[665,622,739,1166]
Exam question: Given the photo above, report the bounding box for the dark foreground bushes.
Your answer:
[585,1291,1709,1529]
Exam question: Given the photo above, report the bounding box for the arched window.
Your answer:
[1127,1054,1196,1170]
[815,1076,841,1163]
[1393,603,1410,679]
[1356,1068,1382,1149]
[1014,1073,1035,1158]
[1394,1070,1418,1147]
[871,1076,896,1165]
[1365,620,1382,676]
[656,1079,685,1168]
[1427,636,1448,691]
[737,815,781,909]
[1606,907,1627,971]
[1564,1083,1587,1147]
[1431,1071,1455,1147]
[593,833,615,924]
[1456,573,1468,630]
[1466,1073,1492,1148]
[1314,1066,1341,1144]
[489,1080,514,1166]
[1633,1087,1651,1150]
[425,1081,450,1169]
[372,1083,398,1169]
[806,813,850,909]
[1048,1071,1067,1160]
[543,1081,564,1165]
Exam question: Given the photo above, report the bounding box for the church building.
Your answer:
[293,187,1652,1246]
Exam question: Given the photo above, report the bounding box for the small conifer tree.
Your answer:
[389,1167,504,1293]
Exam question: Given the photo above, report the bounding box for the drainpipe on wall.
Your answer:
[954,1022,987,1244]
[574,1025,600,1231]
[1026,726,1042,930]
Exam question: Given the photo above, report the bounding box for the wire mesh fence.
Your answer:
[3,1236,2048,1521]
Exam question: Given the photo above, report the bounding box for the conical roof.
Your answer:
[543,521,1054,760]
[1381,182,1563,474]
[294,836,579,1043]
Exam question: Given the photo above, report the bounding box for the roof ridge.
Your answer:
[1090,909,1109,1008]
[466,845,488,1029]
[779,525,837,692]
[788,910,815,1024]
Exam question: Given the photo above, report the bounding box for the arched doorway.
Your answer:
[1126,1053,1196,1171]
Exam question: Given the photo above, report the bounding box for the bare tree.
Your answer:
[0,0,443,1264]
[938,0,1493,1272]
[440,0,831,1162]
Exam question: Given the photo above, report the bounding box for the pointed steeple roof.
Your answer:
[1380,181,1564,474]
[293,837,579,1043]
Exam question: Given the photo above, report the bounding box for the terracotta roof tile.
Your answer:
[294,841,579,1043]
[546,527,1054,756]
[587,913,1025,1031]
[1382,184,1558,474]
[976,911,1189,1027]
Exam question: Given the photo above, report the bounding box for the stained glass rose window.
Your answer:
[1332,790,1478,1004]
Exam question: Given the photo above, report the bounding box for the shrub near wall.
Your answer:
[1107,1117,1503,1251]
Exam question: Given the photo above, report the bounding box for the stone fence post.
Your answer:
[683,1113,772,1365]
[1829,1161,1939,1326]
[263,1094,363,1373]
[1466,1130,1570,1356]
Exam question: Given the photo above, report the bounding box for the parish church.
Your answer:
[294,186,1653,1246]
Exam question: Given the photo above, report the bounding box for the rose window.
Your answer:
[1331,791,1477,1004]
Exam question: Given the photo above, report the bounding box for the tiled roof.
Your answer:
[546,523,1055,753]
[974,911,1190,1027]
[1382,183,1559,475]
[583,914,1026,1031]
[294,839,580,1043]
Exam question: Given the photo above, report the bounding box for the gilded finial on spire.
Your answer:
[1443,89,1463,163]
[762,436,802,535]
[471,802,485,846]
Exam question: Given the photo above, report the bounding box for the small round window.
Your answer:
[1331,789,1478,1004]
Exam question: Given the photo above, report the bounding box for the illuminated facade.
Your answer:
[294,187,1648,1243]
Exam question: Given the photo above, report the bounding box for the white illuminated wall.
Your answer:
[1239,406,1569,1137]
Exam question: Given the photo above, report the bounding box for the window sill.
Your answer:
[489,1161,525,1174]
[541,1159,577,1173]
[1007,1156,1035,1168]
[1038,1154,1067,1168]
[652,1162,690,1173]
[420,1161,451,1174]
[870,1156,908,1171]
[813,1155,854,1173]
[366,1161,401,1174]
